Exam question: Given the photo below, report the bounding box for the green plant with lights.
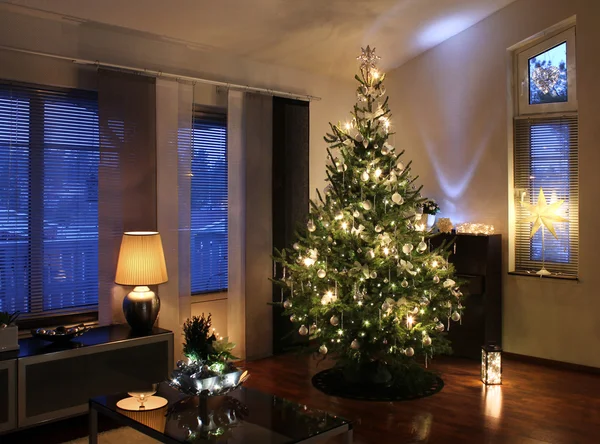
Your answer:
[272,47,463,386]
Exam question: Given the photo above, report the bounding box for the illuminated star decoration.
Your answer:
[357,45,380,71]
[518,188,568,239]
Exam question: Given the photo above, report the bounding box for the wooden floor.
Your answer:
[242,354,600,444]
[3,354,599,443]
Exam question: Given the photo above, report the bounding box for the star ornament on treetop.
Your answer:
[518,188,568,239]
[357,45,380,70]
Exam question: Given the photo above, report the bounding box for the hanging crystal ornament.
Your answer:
[417,238,428,252]
[531,65,560,94]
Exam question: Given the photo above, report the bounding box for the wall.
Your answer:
[0,5,354,358]
[386,0,600,367]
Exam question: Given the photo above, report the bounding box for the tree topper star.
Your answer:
[357,46,380,70]
[518,188,568,239]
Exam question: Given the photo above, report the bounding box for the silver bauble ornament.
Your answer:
[353,210,360,218]
[361,171,370,182]
[330,315,340,326]
[293,242,300,250]
[392,192,404,205]
[436,322,445,332]
[422,336,432,346]
[433,275,440,283]
[298,325,309,336]
[402,243,413,255]
[351,339,360,350]
[370,271,377,279]
[289,314,296,322]
[451,312,461,322]
[319,344,328,355]
[401,278,409,288]
[417,241,427,252]
[405,347,415,357]
[381,145,391,155]
[362,200,372,211]
[283,299,292,309]
[397,161,405,172]
[317,269,327,278]
[375,225,383,233]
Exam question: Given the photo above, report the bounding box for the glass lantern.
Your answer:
[481,344,502,385]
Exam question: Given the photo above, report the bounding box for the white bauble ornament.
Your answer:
[374,168,382,178]
[417,241,428,252]
[405,347,415,357]
[353,210,360,218]
[293,242,300,250]
[422,336,432,346]
[361,171,370,182]
[433,275,440,284]
[289,314,296,322]
[319,344,328,355]
[298,325,308,336]
[307,220,316,232]
[283,299,292,309]
[362,200,372,211]
[391,192,404,205]
[381,144,391,155]
[412,306,419,314]
[330,315,340,326]
[375,225,383,233]
[451,312,461,322]
[436,322,445,332]
[370,271,377,279]
[351,339,360,350]
[309,323,318,335]
[337,163,346,172]
[402,243,414,255]
[317,269,326,279]
[356,133,364,142]
[397,161,405,172]
[401,279,409,288]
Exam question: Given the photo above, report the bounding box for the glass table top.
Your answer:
[90,383,350,443]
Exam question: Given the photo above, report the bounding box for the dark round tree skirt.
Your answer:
[311,367,444,402]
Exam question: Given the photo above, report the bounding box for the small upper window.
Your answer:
[517,27,576,114]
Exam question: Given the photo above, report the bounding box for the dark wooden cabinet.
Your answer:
[430,234,502,359]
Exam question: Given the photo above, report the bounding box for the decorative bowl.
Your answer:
[169,367,249,397]
[31,324,90,343]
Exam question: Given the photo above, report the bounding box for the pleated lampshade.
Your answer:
[115,232,168,285]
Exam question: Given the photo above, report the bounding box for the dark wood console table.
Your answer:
[0,324,173,433]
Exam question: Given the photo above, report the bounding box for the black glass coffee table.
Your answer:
[89,383,352,443]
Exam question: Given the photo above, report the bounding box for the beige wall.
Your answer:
[386,0,600,367]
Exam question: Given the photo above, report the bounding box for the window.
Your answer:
[190,108,228,293]
[513,27,579,277]
[0,82,99,317]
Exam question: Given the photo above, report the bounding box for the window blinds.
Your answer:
[0,82,99,316]
[513,115,579,276]
[190,109,228,293]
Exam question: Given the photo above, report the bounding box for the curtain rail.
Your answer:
[0,44,321,102]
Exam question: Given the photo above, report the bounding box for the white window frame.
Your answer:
[516,26,577,115]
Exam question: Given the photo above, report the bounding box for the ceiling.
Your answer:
[2,0,516,78]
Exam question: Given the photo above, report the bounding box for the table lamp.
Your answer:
[115,231,168,332]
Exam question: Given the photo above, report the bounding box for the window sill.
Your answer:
[191,291,228,304]
[508,271,578,281]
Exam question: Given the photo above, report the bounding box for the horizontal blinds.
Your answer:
[190,110,228,293]
[514,115,579,276]
[0,82,99,316]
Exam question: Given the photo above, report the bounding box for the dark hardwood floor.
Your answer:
[3,354,599,443]
[242,353,600,444]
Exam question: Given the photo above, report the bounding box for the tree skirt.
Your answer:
[312,367,444,402]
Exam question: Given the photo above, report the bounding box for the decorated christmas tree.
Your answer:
[273,47,463,388]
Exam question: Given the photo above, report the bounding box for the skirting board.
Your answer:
[504,352,600,374]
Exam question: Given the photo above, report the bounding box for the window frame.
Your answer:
[0,80,100,320]
[516,27,577,115]
[511,26,579,278]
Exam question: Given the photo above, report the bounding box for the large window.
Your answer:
[0,82,99,316]
[513,27,579,277]
[190,109,228,294]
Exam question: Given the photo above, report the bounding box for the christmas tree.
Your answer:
[273,47,463,387]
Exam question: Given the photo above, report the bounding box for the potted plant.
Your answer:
[0,311,20,352]
[422,199,440,229]
[169,313,248,398]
